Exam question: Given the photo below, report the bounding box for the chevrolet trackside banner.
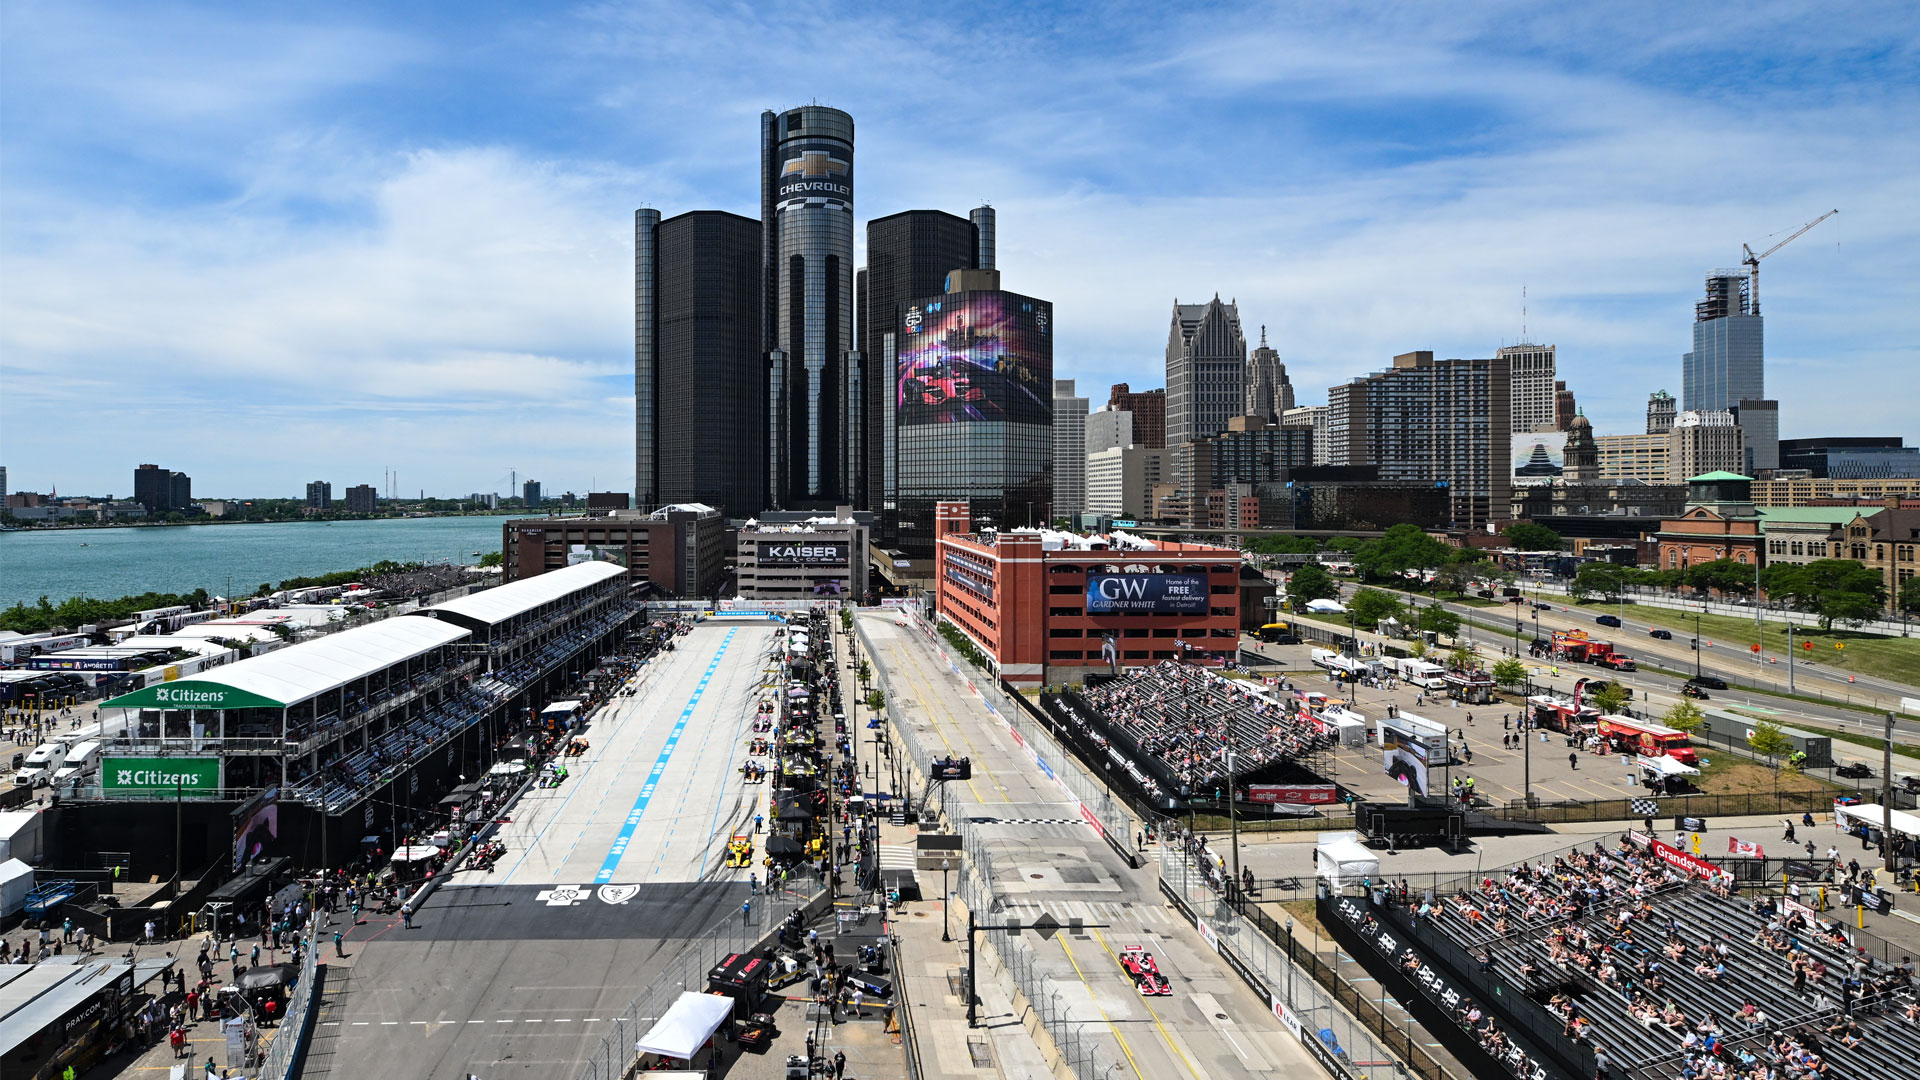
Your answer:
[101,756,222,797]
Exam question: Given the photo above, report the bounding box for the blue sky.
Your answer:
[3,0,1916,498]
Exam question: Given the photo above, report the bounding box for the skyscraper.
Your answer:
[634,210,764,516]
[305,481,332,509]
[1244,326,1293,422]
[1164,296,1246,448]
[1327,351,1512,528]
[890,269,1052,555]
[1733,398,1779,475]
[1108,384,1166,448]
[134,463,190,514]
[1053,380,1088,518]
[1682,270,1763,413]
[1646,390,1677,435]
[859,208,985,510]
[1497,343,1557,433]
[762,106,856,509]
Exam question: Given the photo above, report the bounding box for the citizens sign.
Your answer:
[1084,573,1208,615]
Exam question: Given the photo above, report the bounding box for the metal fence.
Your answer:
[260,929,320,1080]
[569,869,823,1080]
[1159,842,1450,1080]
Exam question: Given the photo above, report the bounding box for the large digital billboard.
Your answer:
[1512,432,1567,484]
[1084,573,1208,615]
[1381,726,1431,796]
[897,291,1051,426]
[756,541,851,567]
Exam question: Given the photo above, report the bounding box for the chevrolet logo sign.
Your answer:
[781,151,848,178]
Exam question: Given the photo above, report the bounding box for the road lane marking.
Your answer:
[596,630,736,883]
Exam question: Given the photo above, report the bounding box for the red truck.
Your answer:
[1595,715,1698,765]
[1552,630,1635,670]
[1590,646,1636,671]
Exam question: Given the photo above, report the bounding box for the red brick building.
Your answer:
[932,502,1242,687]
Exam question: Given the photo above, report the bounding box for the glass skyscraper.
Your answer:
[1682,271,1764,413]
[888,275,1053,556]
[762,106,856,510]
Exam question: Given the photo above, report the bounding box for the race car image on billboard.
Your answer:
[896,291,1051,426]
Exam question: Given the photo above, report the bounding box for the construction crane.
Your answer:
[1743,209,1837,314]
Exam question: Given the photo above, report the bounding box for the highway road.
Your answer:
[861,612,1322,1080]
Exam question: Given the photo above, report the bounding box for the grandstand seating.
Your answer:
[1397,836,1920,1078]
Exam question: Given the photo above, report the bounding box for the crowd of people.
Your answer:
[1071,661,1329,798]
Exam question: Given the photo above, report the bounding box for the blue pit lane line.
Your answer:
[595,629,735,884]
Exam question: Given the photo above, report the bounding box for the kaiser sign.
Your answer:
[101,757,222,797]
[756,541,850,567]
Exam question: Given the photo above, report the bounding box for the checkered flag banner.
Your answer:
[1631,798,1660,817]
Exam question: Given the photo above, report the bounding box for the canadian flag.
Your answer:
[1728,837,1765,858]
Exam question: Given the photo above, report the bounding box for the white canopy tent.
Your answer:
[541,700,584,715]
[1834,803,1920,839]
[1314,831,1380,890]
[633,991,734,1061]
[1633,755,1700,778]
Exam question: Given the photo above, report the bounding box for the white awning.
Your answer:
[488,761,528,776]
[423,562,625,628]
[541,700,584,715]
[1835,803,1920,837]
[1314,831,1379,889]
[634,992,734,1060]
[1633,755,1699,777]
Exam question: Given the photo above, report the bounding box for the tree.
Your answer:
[1434,561,1473,598]
[1764,559,1888,629]
[1449,644,1478,672]
[1491,657,1529,693]
[1684,558,1756,598]
[1748,720,1793,770]
[1572,562,1629,601]
[1661,696,1705,735]
[1902,576,1920,617]
[477,550,503,568]
[1419,603,1462,641]
[1348,587,1404,631]
[1505,523,1563,552]
[1352,524,1452,583]
[1588,681,1630,716]
[1286,564,1339,607]
[1325,535,1366,554]
[1410,637,1431,660]
[866,689,885,712]
[857,659,872,688]
[1246,535,1319,556]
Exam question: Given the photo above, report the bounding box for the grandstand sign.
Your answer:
[101,756,222,797]
[1246,784,1338,805]
[101,681,285,710]
[1625,830,1731,885]
[1084,572,1208,615]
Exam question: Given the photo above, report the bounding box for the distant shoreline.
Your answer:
[2,511,531,534]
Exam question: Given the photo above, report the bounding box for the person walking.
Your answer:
[1568,751,1578,771]
[402,904,413,930]
[333,931,344,956]
[833,1049,846,1079]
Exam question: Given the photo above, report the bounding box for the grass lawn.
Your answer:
[1692,756,1837,796]
[1560,596,1920,685]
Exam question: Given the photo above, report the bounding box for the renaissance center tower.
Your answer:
[762,106,857,509]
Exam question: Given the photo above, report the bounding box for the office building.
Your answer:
[344,485,377,513]
[1085,447,1167,520]
[931,503,1242,687]
[1164,296,1246,448]
[133,464,191,514]
[1595,433,1673,485]
[1052,380,1088,518]
[1682,270,1763,412]
[1669,410,1747,481]
[1733,398,1779,475]
[502,504,726,598]
[1655,472,1763,572]
[1086,406,1134,456]
[631,210,767,518]
[1751,475,1920,507]
[1244,327,1294,422]
[859,208,987,510]
[736,508,869,601]
[1777,437,1919,480]
[889,269,1053,556]
[1283,405,1333,465]
[522,480,542,507]
[1646,390,1677,435]
[1108,384,1166,448]
[305,481,332,510]
[762,105,857,509]
[0,466,7,505]
[1498,343,1557,433]
[586,492,631,510]
[1554,381,1577,431]
[1326,351,1512,529]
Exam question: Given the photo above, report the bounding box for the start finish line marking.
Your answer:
[595,629,735,884]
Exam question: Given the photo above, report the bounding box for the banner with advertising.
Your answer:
[1381,726,1431,796]
[896,291,1052,426]
[1626,830,1732,884]
[1247,784,1340,805]
[1084,573,1209,615]
[101,756,222,797]
[756,540,850,567]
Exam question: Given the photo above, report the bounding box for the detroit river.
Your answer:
[0,516,514,608]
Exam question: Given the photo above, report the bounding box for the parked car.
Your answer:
[1534,601,1554,611]
[1685,674,1728,691]
[1835,762,1874,779]
[1648,628,1673,640]
[1596,614,1623,628]
[1680,684,1710,699]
